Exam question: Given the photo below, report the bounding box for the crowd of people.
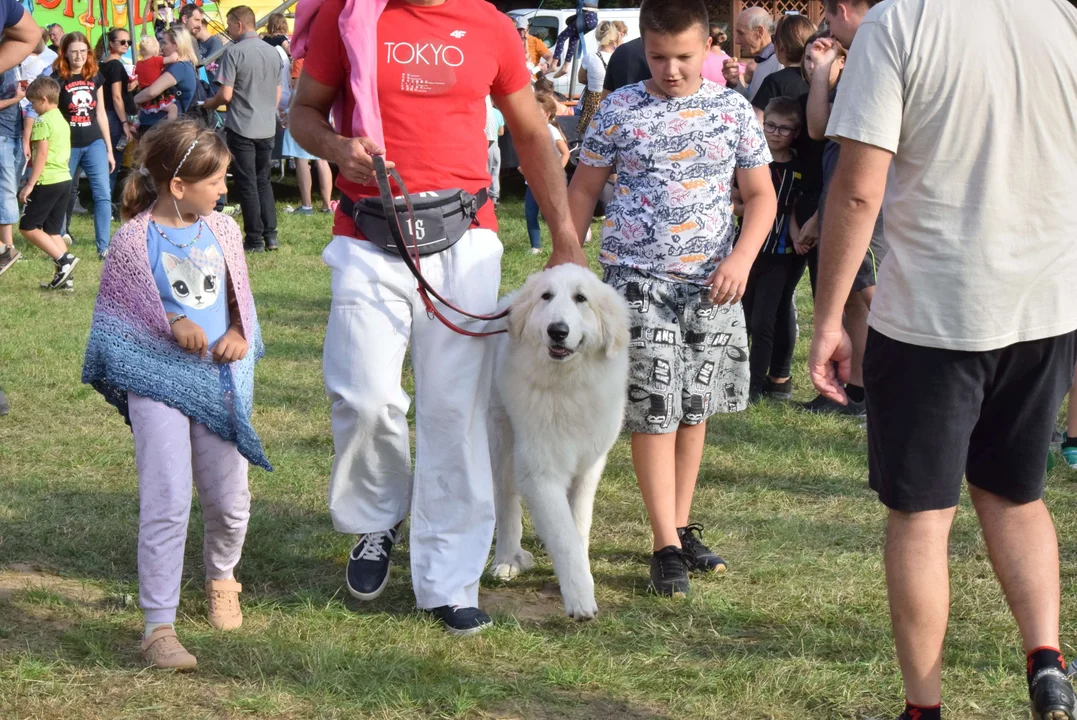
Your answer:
[0,1,329,287]
[2,0,1077,718]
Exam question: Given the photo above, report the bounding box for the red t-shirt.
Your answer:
[135,56,164,88]
[304,0,530,239]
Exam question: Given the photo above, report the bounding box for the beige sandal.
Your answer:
[141,626,197,671]
[205,578,243,631]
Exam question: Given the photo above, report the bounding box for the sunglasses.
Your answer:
[116,39,130,45]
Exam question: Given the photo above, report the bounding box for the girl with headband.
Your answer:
[82,118,271,671]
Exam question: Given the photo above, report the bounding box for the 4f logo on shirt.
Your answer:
[450,30,467,38]
[384,42,465,67]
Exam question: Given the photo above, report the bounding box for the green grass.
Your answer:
[2,176,1076,719]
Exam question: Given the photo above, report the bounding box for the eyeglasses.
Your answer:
[763,121,798,137]
[68,49,89,56]
[116,39,130,46]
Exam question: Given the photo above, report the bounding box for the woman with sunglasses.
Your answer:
[54,31,115,258]
[100,28,136,195]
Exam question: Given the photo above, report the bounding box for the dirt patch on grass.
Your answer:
[480,582,565,623]
[0,564,108,605]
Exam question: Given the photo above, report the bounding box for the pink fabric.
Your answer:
[292,0,389,147]
[130,393,250,624]
[701,51,744,86]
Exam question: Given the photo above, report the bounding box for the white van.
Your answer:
[508,7,641,98]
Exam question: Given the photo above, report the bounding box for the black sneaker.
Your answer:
[244,242,266,253]
[346,524,401,601]
[763,377,793,401]
[265,236,279,251]
[40,279,74,292]
[649,545,691,597]
[1030,667,1077,720]
[48,255,79,289]
[748,382,765,405]
[0,385,9,416]
[677,523,728,573]
[425,605,492,636]
[801,392,866,417]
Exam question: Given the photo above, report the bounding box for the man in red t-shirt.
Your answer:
[291,0,586,635]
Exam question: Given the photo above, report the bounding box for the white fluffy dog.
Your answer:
[489,264,629,620]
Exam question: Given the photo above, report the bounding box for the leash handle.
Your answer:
[372,156,509,337]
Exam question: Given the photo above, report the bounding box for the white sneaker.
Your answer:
[529,247,543,255]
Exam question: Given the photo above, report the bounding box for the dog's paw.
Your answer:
[560,574,598,621]
[491,549,535,581]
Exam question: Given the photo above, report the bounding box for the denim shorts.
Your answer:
[0,135,24,226]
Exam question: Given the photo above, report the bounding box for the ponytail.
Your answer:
[121,170,158,221]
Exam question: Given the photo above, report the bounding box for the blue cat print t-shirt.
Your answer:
[147,218,230,346]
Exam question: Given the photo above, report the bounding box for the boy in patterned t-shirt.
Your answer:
[567,0,777,598]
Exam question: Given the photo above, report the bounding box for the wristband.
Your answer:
[169,314,187,326]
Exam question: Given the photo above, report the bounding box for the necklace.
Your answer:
[151,215,204,249]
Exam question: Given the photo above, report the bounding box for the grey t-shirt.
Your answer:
[217,31,281,140]
[827,0,1077,351]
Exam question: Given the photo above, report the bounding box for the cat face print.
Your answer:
[162,248,222,310]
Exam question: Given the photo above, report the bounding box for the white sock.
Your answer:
[144,621,172,639]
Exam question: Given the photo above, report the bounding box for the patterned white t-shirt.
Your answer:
[580,80,771,284]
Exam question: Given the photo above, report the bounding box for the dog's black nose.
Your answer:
[547,322,569,342]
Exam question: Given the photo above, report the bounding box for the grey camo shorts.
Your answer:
[604,267,750,435]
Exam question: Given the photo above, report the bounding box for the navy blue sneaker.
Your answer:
[649,545,691,597]
[346,524,401,601]
[1030,667,1077,720]
[425,605,492,636]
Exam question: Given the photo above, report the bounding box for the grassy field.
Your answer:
[1,176,1076,719]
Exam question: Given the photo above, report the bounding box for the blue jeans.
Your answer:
[66,138,112,255]
[106,110,126,195]
[0,135,23,226]
[524,186,541,249]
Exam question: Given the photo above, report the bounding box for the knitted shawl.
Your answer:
[82,211,272,471]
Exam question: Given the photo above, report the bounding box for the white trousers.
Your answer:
[323,230,503,609]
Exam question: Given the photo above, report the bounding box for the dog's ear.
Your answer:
[592,283,630,358]
[508,279,541,343]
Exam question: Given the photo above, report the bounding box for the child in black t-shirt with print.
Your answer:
[737,97,806,403]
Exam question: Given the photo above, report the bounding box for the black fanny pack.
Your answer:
[340,171,487,257]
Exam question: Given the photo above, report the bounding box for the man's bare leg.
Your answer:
[885,506,956,707]
[968,486,1060,654]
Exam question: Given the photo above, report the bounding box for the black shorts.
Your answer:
[863,328,1077,512]
[19,180,71,235]
[852,230,888,293]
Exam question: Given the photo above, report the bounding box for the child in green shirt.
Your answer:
[19,76,79,290]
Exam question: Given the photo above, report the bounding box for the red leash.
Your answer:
[374,156,508,337]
